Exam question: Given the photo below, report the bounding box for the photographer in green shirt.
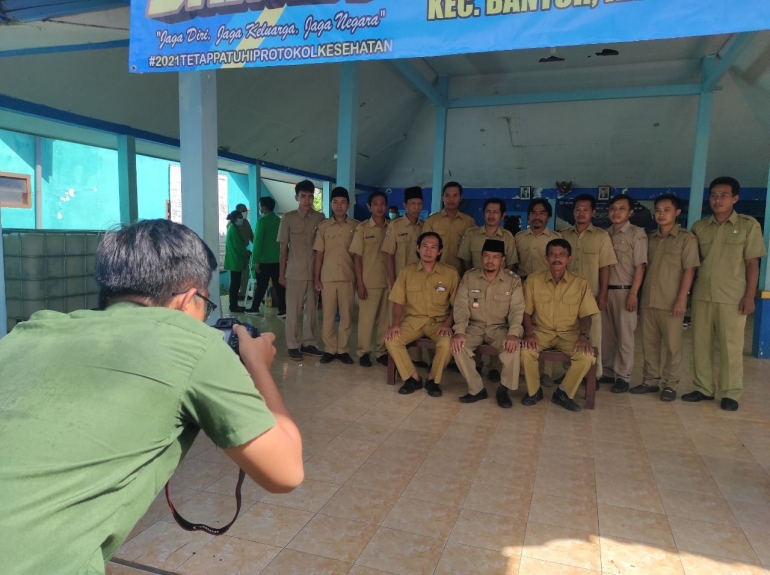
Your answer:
[0,219,304,575]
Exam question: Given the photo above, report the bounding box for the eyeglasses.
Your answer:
[173,290,218,320]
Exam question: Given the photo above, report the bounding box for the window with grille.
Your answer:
[0,172,31,208]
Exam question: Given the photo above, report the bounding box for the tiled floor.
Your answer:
[109,306,770,575]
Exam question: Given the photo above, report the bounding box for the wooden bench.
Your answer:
[386,338,597,409]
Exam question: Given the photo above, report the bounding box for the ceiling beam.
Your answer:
[701,32,757,92]
[448,84,706,109]
[390,60,448,107]
[0,0,128,23]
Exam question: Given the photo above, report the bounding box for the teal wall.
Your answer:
[0,129,36,228]
[137,155,176,220]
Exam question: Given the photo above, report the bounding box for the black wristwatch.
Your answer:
[579,333,590,340]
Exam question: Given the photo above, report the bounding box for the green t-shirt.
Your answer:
[224,223,249,271]
[252,211,281,266]
[0,303,276,575]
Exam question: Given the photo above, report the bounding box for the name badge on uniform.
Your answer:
[470,289,481,293]
[472,298,479,308]
[365,235,375,239]
[436,284,446,292]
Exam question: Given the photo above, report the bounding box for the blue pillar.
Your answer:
[336,62,358,217]
[179,71,221,322]
[35,136,43,229]
[687,58,716,229]
[0,211,6,337]
[322,181,331,218]
[248,163,261,212]
[548,198,557,231]
[432,76,449,215]
[118,135,138,224]
[751,159,770,358]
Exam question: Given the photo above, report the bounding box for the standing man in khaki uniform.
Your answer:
[313,187,359,365]
[632,194,699,401]
[382,186,426,366]
[278,180,325,361]
[560,194,617,381]
[602,194,647,393]
[684,177,766,411]
[451,239,525,408]
[422,181,476,276]
[350,191,390,367]
[521,239,599,412]
[385,232,459,398]
[515,199,561,281]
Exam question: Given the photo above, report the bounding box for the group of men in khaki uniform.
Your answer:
[274,176,765,412]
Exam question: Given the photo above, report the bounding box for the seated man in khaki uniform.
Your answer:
[451,239,525,408]
[521,239,599,412]
[385,232,459,397]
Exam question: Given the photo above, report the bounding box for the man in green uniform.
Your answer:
[452,239,525,408]
[0,220,304,575]
[278,180,325,361]
[684,177,766,411]
[385,232,459,397]
[560,194,617,381]
[632,194,699,401]
[224,209,249,313]
[245,196,285,318]
[602,194,648,393]
[422,181,476,276]
[313,187,359,364]
[350,191,390,367]
[521,239,599,412]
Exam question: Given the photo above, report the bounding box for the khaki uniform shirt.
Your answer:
[277,209,325,280]
[608,221,648,285]
[349,218,389,289]
[560,224,618,297]
[313,217,359,283]
[641,225,700,311]
[691,212,766,304]
[453,268,525,338]
[381,215,424,276]
[515,227,561,278]
[458,226,519,269]
[524,270,600,337]
[422,209,476,273]
[390,261,459,329]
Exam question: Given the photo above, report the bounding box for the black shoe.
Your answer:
[630,383,660,395]
[598,376,615,385]
[300,345,324,357]
[551,388,581,412]
[521,387,544,406]
[459,388,488,404]
[320,352,336,364]
[426,379,442,397]
[496,386,512,408]
[376,354,389,366]
[337,353,354,365]
[681,390,715,402]
[229,306,246,313]
[359,354,372,367]
[398,377,423,395]
[413,360,428,368]
[488,369,501,383]
[611,379,629,393]
[660,387,676,402]
[721,398,739,411]
[288,349,302,361]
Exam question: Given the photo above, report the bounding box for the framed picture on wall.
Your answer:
[598,186,611,200]
[520,186,531,200]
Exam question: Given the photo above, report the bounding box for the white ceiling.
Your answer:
[0,10,769,189]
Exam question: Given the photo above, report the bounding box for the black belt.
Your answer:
[608,285,633,290]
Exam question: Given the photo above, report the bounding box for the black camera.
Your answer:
[213,317,260,356]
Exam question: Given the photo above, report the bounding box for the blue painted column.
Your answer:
[179,71,221,322]
[751,159,770,358]
[0,211,7,337]
[548,199,557,231]
[687,58,716,229]
[248,163,261,212]
[322,181,331,218]
[432,76,449,214]
[118,135,138,224]
[336,62,358,216]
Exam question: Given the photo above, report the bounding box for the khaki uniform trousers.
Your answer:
[385,319,452,383]
[389,302,423,363]
[544,314,601,380]
[453,331,520,394]
[641,307,684,389]
[285,279,318,349]
[601,290,637,381]
[322,281,355,354]
[691,300,747,400]
[358,288,389,358]
[522,330,595,399]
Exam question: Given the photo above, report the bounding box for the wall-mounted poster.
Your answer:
[520,186,531,200]
[598,186,611,200]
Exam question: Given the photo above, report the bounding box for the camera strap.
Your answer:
[165,469,246,536]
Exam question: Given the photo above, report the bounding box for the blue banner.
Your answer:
[129,0,770,73]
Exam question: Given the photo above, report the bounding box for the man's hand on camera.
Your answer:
[234,326,276,371]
